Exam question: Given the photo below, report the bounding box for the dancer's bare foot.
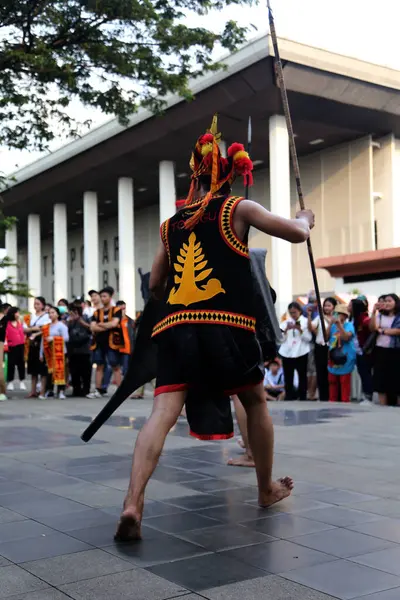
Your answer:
[258,477,294,508]
[114,509,142,542]
[227,453,255,468]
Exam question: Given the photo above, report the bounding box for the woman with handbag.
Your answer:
[327,304,356,403]
[23,297,51,398]
[371,294,400,406]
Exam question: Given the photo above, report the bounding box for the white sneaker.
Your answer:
[360,399,372,406]
[86,390,101,398]
[7,382,14,391]
[0,394,7,401]
[38,395,46,399]
[58,391,66,400]
[19,381,26,391]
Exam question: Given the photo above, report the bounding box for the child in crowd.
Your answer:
[264,359,285,401]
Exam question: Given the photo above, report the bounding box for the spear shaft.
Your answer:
[267,0,327,342]
[245,116,252,198]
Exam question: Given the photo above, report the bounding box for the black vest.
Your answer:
[152,196,256,337]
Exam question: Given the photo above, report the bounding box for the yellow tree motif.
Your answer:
[168,232,225,307]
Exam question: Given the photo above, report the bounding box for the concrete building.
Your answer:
[3,35,400,316]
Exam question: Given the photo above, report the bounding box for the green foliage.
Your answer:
[0,0,255,151]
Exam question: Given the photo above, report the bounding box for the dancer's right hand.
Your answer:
[296,209,315,229]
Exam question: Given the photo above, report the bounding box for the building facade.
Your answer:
[3,36,400,316]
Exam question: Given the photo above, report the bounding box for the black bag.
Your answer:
[329,336,347,366]
[69,324,90,348]
[363,331,378,356]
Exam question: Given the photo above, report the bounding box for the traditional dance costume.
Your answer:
[81,116,282,443]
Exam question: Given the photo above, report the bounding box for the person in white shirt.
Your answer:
[279,302,312,400]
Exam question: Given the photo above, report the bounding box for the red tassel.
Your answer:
[228,142,244,157]
[199,133,214,145]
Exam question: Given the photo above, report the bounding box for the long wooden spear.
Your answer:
[267,0,327,341]
[245,116,252,198]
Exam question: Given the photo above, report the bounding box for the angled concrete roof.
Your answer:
[7,34,400,188]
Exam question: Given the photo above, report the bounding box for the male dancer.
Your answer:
[115,117,314,541]
[89,287,123,397]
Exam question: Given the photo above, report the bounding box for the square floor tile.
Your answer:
[348,518,400,543]
[351,589,400,600]
[104,533,209,567]
[182,479,237,494]
[347,499,400,518]
[291,528,395,558]
[34,508,117,532]
[244,513,336,539]
[0,491,89,518]
[202,574,340,599]
[351,546,400,576]
[221,539,334,574]
[282,559,400,600]
[0,531,92,563]
[0,565,48,598]
[246,495,335,514]
[213,488,259,504]
[2,590,72,600]
[60,567,186,600]
[307,489,378,505]
[0,481,38,496]
[178,524,275,551]
[165,494,227,512]
[144,480,202,501]
[67,522,124,547]
[300,506,383,527]
[199,503,267,523]
[143,501,190,519]
[153,466,209,484]
[0,520,54,543]
[144,511,221,534]
[292,482,333,496]
[0,507,26,524]
[23,549,134,585]
[147,553,266,591]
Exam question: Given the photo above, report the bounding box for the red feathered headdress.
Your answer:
[184,115,253,229]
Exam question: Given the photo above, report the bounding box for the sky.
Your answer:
[1,0,399,175]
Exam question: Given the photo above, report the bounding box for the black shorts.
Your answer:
[266,388,284,398]
[154,324,263,397]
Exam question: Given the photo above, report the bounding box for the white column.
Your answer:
[118,177,135,315]
[53,204,68,302]
[159,161,176,223]
[220,140,227,158]
[27,214,41,312]
[83,191,99,295]
[269,115,292,318]
[5,224,18,304]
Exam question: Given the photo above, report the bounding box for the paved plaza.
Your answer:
[1,397,400,600]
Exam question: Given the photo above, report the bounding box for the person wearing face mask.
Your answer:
[57,299,69,322]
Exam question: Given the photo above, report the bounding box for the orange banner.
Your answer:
[42,324,53,372]
[23,314,30,362]
[52,336,65,385]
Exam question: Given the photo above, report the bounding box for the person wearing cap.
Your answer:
[327,304,356,403]
[115,115,315,541]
